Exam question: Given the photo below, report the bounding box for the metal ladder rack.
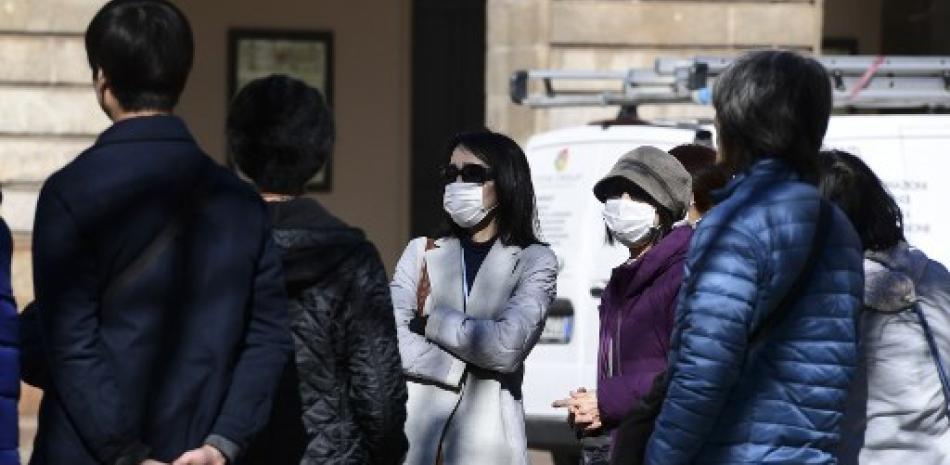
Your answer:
[511,56,950,110]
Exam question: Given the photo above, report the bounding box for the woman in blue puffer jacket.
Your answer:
[644,50,865,464]
[0,194,20,465]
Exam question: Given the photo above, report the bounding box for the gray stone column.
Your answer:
[485,0,550,145]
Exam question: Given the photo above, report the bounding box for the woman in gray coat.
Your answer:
[390,130,557,465]
[819,150,950,465]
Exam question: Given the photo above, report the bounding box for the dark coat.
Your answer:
[596,225,691,429]
[0,220,19,465]
[29,116,293,465]
[245,199,408,465]
[645,159,864,464]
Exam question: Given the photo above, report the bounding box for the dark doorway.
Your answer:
[882,0,950,54]
[411,0,486,237]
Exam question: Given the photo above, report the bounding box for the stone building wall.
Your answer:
[486,0,825,145]
[0,0,109,298]
[0,0,109,457]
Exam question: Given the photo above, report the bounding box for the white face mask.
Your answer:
[443,182,496,228]
[603,198,657,248]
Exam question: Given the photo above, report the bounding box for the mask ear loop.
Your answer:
[637,205,664,248]
[478,179,499,215]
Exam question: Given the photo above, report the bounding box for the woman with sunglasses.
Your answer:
[390,130,557,465]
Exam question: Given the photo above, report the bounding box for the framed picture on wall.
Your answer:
[228,29,334,192]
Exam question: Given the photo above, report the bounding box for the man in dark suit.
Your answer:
[29,1,292,464]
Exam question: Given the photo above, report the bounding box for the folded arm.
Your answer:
[390,239,466,386]
[425,248,557,373]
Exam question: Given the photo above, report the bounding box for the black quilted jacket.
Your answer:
[245,198,408,465]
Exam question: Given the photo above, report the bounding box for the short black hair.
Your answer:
[818,150,904,252]
[691,165,729,214]
[85,0,194,111]
[228,75,335,196]
[714,51,832,181]
[441,130,543,248]
[669,144,717,177]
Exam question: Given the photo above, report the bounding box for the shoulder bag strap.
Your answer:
[913,306,950,417]
[748,199,832,346]
[907,258,950,417]
[102,167,213,303]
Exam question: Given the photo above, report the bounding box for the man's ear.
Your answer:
[94,68,108,93]
[93,67,120,120]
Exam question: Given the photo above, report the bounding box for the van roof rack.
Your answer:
[511,55,950,110]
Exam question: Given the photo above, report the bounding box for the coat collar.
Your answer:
[609,225,691,300]
[427,237,521,318]
[712,158,798,203]
[95,114,195,148]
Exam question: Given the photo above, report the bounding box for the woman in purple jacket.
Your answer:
[554,146,696,464]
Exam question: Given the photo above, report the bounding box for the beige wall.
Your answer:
[487,0,826,145]
[173,0,411,270]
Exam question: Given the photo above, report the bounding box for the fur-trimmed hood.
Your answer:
[863,242,929,313]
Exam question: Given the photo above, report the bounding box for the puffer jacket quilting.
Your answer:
[246,199,408,465]
[645,159,865,464]
[0,219,18,465]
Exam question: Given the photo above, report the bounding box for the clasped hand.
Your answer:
[141,444,226,465]
[552,387,602,434]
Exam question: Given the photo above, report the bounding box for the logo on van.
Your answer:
[555,148,569,172]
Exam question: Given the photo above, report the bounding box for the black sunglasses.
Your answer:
[440,164,494,184]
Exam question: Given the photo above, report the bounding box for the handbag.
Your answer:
[609,200,833,465]
[416,238,437,316]
[413,237,446,465]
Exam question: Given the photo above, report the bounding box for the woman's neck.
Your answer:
[469,220,498,244]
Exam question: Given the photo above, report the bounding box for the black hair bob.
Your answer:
[440,130,543,248]
[669,144,717,177]
[228,74,335,196]
[714,50,832,182]
[85,0,194,111]
[818,149,904,252]
[691,165,729,215]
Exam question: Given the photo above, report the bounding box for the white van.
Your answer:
[522,115,950,461]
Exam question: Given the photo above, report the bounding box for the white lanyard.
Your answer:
[460,247,469,311]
